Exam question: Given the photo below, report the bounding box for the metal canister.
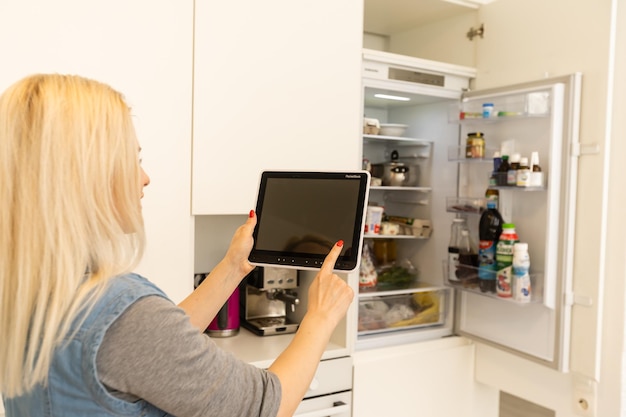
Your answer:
[466,132,485,159]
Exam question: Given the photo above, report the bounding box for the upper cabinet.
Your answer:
[363,0,494,67]
[0,0,195,303]
[192,0,364,215]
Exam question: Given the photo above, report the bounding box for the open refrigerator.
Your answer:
[357,49,581,371]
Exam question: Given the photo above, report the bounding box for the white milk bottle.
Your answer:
[512,242,531,302]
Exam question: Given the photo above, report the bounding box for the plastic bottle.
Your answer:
[485,187,499,208]
[457,229,478,287]
[497,155,510,186]
[516,156,531,187]
[485,153,500,205]
[478,200,504,293]
[507,153,521,186]
[530,151,544,187]
[489,151,502,188]
[448,218,467,283]
[512,242,531,302]
[492,151,502,175]
[496,223,519,298]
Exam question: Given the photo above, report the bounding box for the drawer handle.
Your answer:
[295,401,350,417]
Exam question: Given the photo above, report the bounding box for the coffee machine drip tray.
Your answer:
[243,316,299,336]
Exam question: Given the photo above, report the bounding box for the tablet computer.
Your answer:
[249,171,370,272]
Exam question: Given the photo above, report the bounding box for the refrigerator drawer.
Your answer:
[358,287,447,336]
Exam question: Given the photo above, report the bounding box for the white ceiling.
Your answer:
[363,0,485,36]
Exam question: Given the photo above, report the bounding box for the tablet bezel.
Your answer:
[248,170,370,272]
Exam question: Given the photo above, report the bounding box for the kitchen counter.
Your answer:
[210,327,348,368]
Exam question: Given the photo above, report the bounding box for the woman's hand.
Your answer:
[223,210,257,279]
[270,241,354,417]
[305,241,355,331]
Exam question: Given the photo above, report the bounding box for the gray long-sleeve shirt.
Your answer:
[96,296,281,417]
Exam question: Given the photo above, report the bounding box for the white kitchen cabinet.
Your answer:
[352,337,498,417]
[0,2,194,303]
[192,0,364,215]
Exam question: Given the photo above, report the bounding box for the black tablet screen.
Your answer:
[249,171,369,271]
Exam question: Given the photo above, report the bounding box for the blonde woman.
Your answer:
[0,74,354,417]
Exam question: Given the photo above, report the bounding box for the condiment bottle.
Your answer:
[507,153,521,186]
[530,151,544,187]
[497,155,510,186]
[478,200,503,293]
[516,157,531,187]
[485,187,499,208]
[489,151,502,186]
[492,151,502,174]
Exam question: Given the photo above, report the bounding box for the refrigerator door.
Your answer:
[451,74,582,370]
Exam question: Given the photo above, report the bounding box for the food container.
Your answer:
[482,103,494,118]
[380,221,401,236]
[378,123,408,137]
[363,118,380,135]
[370,150,420,187]
[364,206,384,235]
[465,132,485,159]
[397,219,432,238]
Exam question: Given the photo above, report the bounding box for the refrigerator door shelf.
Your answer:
[447,145,500,162]
[446,196,485,215]
[452,89,553,122]
[442,260,544,306]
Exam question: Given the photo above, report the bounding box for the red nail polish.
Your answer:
[337,240,344,247]
[249,210,255,218]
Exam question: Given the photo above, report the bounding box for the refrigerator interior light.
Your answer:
[374,93,411,102]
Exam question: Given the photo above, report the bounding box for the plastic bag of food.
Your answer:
[376,258,419,290]
[359,241,378,289]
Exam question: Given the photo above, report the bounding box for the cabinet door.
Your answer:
[192,1,363,214]
[0,0,194,303]
[352,338,498,417]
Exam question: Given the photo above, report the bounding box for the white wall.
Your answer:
[389,0,625,415]
[0,0,195,301]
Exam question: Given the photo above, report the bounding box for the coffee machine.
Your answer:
[240,266,300,336]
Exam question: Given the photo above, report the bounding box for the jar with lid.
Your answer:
[465,132,485,159]
[482,103,494,118]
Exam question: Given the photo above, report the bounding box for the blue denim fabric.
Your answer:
[4,273,173,416]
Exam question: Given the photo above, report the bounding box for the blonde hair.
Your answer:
[0,74,146,396]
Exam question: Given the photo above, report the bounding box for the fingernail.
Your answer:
[249,210,255,218]
[337,240,344,247]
